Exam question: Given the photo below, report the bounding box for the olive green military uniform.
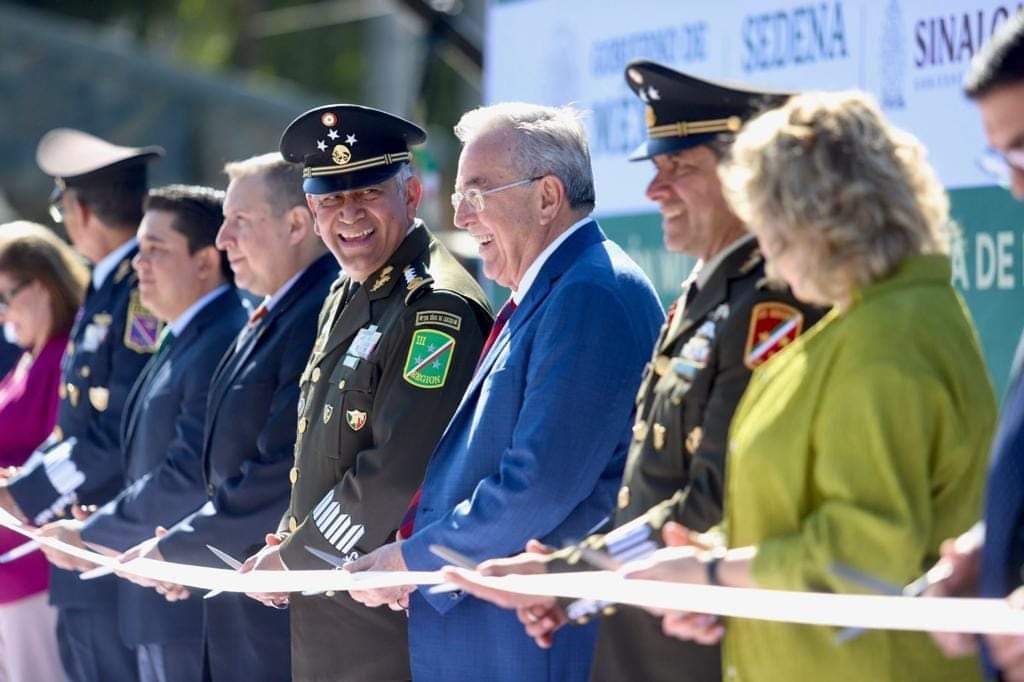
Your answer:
[278,223,491,682]
[565,238,825,682]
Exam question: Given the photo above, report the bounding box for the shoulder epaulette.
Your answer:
[403,263,435,305]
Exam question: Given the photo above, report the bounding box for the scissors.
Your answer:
[830,561,954,642]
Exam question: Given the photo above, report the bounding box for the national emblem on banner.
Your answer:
[743,302,803,369]
[123,290,162,353]
[402,328,455,389]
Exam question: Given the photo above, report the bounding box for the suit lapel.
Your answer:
[447,220,605,422]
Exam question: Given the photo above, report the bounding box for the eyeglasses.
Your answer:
[0,281,29,311]
[977,147,1024,187]
[451,176,544,214]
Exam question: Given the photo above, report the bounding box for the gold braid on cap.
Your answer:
[648,116,743,139]
[303,151,412,178]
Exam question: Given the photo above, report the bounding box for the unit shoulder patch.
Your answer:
[743,301,803,370]
[402,328,456,389]
[124,290,162,354]
[414,310,462,332]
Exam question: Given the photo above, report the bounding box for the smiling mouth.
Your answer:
[473,234,494,246]
[661,207,686,220]
[339,227,375,243]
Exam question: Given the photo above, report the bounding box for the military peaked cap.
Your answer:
[625,60,791,161]
[280,104,426,195]
[36,128,164,200]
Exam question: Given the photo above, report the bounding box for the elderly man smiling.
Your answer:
[347,103,664,682]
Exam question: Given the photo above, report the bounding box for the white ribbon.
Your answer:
[7,508,1024,634]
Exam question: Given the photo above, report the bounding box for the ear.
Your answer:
[195,245,222,281]
[536,175,565,225]
[286,206,314,245]
[305,195,321,236]
[403,175,423,221]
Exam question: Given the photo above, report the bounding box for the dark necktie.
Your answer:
[398,297,517,540]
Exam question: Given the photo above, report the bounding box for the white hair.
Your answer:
[454,102,595,210]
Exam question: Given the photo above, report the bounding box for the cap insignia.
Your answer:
[332,144,352,166]
[321,112,338,127]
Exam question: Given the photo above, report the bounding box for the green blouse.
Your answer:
[723,255,996,681]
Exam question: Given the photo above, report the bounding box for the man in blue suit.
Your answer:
[348,103,664,681]
[927,12,1024,681]
[38,184,246,682]
[0,128,164,682]
[121,153,337,682]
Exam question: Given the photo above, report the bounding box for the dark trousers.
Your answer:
[56,606,138,682]
[137,640,204,682]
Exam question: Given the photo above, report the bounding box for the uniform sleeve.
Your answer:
[401,281,659,608]
[279,293,487,569]
[80,361,212,552]
[9,304,153,522]
[158,324,310,566]
[672,294,821,532]
[751,362,952,592]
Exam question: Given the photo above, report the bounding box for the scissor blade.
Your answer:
[207,544,243,570]
[305,545,345,569]
[0,540,39,563]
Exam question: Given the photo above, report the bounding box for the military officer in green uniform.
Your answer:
[242,104,492,682]
[445,62,825,682]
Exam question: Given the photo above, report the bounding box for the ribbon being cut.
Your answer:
[3,508,1023,635]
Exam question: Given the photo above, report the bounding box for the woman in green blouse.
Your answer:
[626,91,997,681]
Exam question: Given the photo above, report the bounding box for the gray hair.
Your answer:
[721,90,949,304]
[224,152,306,216]
[454,102,595,211]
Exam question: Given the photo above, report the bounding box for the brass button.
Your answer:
[312,367,321,383]
[653,355,670,376]
[289,516,298,532]
[338,379,346,390]
[617,485,630,509]
[652,423,666,451]
[290,467,299,484]
[631,420,648,442]
[298,418,308,434]
[79,366,91,378]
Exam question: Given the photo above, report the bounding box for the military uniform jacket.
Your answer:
[279,224,491,682]
[7,243,161,611]
[157,253,338,682]
[586,237,825,682]
[80,286,245,647]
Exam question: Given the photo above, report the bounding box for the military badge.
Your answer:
[124,291,161,353]
[415,311,462,332]
[743,302,803,370]
[645,105,656,127]
[370,266,394,292]
[402,329,455,389]
[323,404,334,424]
[332,144,351,166]
[346,409,367,431]
[321,112,338,127]
[88,386,109,412]
[114,260,133,283]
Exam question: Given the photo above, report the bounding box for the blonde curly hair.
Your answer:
[720,90,950,304]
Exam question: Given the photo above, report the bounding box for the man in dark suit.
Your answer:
[347,102,664,682]
[241,105,492,682]
[443,64,823,682]
[37,185,246,682]
[0,128,164,682]
[120,153,337,682]
[927,12,1024,680]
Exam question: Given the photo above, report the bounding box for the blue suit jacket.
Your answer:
[157,253,337,682]
[81,286,245,647]
[401,221,663,682]
[980,369,1024,677]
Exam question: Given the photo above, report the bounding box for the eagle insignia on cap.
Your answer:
[332,145,351,166]
[321,112,338,127]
